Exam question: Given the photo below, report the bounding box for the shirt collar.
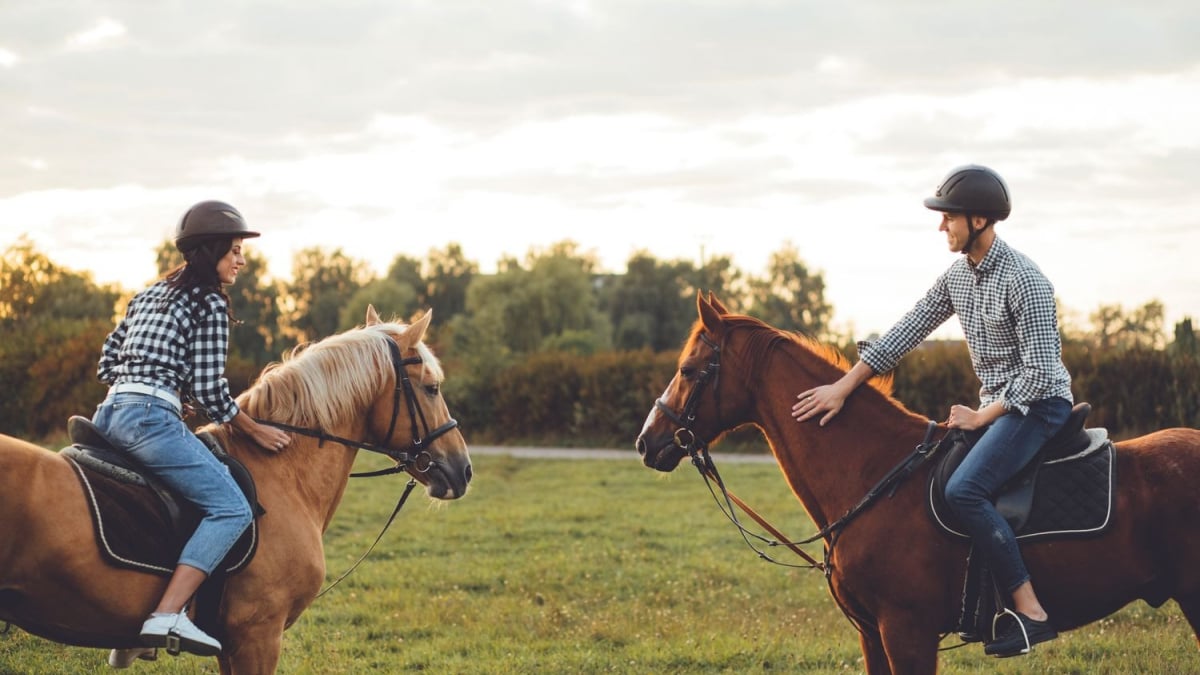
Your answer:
[972,235,1009,275]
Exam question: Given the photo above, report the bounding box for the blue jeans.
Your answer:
[92,393,253,575]
[944,397,1072,594]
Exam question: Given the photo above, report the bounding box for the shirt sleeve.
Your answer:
[859,271,955,375]
[1001,268,1065,413]
[189,296,240,424]
[97,319,127,385]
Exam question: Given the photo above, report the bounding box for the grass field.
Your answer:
[2,451,1197,674]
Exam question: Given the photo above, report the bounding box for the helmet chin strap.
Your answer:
[960,213,992,258]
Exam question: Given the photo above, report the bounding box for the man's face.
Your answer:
[938,212,972,253]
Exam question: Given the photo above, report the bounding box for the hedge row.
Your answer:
[453,343,1199,448]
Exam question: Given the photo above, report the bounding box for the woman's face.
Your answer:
[216,238,247,285]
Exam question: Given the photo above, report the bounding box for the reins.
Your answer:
[314,477,418,598]
[684,421,943,574]
[657,329,947,575]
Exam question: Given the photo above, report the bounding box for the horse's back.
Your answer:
[0,433,77,492]
[1113,428,1200,582]
[0,433,162,643]
[0,434,90,561]
[1116,427,1200,470]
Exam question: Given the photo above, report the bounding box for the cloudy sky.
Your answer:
[2,1,1197,338]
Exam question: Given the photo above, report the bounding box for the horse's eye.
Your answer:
[424,384,440,396]
[680,366,697,380]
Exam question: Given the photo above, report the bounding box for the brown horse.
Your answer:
[0,305,471,674]
[636,292,1200,674]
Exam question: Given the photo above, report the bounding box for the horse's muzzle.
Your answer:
[425,457,472,499]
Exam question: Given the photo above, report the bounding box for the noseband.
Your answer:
[259,337,459,477]
[654,332,722,453]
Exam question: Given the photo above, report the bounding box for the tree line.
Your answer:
[1,236,1195,446]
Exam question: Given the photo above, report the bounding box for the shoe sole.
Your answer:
[140,632,222,657]
[986,632,1057,658]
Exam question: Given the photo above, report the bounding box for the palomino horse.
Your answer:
[636,293,1200,674]
[0,306,471,674]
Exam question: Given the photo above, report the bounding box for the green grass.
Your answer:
[2,452,1196,674]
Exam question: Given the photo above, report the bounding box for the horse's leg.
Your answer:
[858,627,893,675]
[877,615,940,675]
[221,621,285,675]
[213,590,287,675]
[1177,593,1200,649]
[218,537,323,674]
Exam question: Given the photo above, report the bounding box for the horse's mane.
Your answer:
[237,322,442,432]
[695,313,894,398]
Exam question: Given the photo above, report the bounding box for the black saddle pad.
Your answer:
[65,452,260,577]
[928,435,1116,542]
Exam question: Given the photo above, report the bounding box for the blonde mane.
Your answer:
[237,322,443,432]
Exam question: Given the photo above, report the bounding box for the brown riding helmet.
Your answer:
[175,200,260,251]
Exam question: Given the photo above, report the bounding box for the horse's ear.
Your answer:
[400,309,432,348]
[365,305,381,326]
[709,293,729,315]
[698,291,723,334]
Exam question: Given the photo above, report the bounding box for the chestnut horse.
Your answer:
[0,306,471,674]
[636,293,1200,674]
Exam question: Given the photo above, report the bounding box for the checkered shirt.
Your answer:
[859,237,1073,414]
[98,279,240,424]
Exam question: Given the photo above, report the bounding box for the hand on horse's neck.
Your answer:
[762,382,929,531]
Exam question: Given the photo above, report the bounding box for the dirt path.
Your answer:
[469,445,776,464]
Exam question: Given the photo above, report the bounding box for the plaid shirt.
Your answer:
[859,237,1073,415]
[98,279,240,424]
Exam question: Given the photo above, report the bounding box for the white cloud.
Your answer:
[1,1,1198,335]
[65,17,127,51]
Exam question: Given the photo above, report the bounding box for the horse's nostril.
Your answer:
[636,438,646,456]
[464,463,473,484]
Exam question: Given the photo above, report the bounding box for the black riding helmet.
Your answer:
[923,164,1011,221]
[175,200,260,251]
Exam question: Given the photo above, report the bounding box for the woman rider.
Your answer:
[93,200,291,659]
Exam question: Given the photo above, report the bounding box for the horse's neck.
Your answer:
[750,356,930,532]
[220,424,360,529]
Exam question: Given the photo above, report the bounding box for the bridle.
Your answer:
[654,331,826,569]
[654,330,942,573]
[653,328,945,639]
[256,335,462,598]
[653,332,723,453]
[258,337,459,478]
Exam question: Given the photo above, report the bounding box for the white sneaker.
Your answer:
[107,646,158,668]
[139,612,222,656]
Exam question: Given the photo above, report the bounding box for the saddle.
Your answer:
[62,415,265,577]
[925,402,1117,643]
[928,402,1115,540]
